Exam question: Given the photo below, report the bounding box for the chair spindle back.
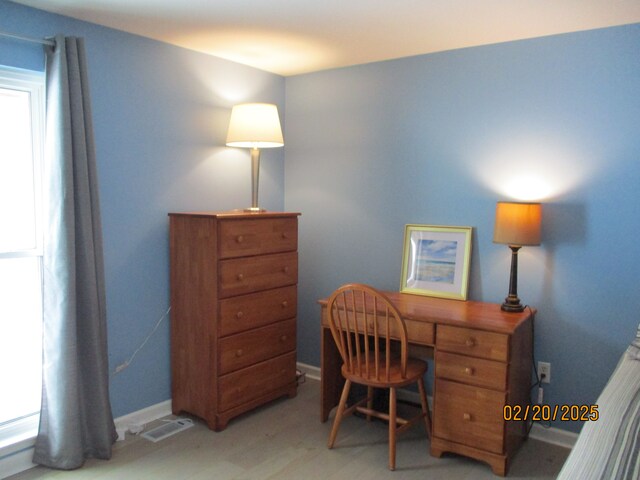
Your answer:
[327,284,409,382]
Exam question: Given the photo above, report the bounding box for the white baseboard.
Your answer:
[529,423,578,449]
[113,399,173,431]
[297,362,321,381]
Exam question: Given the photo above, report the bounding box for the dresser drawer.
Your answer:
[219,217,297,259]
[435,351,507,391]
[219,286,297,337]
[218,351,296,412]
[436,325,508,362]
[219,319,296,375]
[219,252,298,298]
[434,379,506,454]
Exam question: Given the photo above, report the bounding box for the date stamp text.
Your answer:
[503,404,599,422]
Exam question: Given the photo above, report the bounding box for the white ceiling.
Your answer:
[12,0,640,76]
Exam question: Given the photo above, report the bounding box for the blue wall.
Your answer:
[0,1,286,417]
[285,24,640,432]
[3,0,640,435]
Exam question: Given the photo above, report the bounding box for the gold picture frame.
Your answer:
[400,224,473,300]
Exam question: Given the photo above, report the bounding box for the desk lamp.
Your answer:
[226,103,284,212]
[493,202,541,312]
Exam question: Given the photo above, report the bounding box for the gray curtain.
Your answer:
[33,35,116,470]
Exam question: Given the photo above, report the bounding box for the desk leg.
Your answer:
[320,326,343,422]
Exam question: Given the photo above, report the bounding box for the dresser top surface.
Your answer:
[169,210,300,219]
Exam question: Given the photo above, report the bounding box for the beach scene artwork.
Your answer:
[415,239,457,284]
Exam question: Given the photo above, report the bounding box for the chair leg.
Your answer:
[366,386,374,421]
[417,377,432,440]
[388,387,397,471]
[328,379,352,449]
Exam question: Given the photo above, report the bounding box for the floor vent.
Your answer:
[141,418,194,443]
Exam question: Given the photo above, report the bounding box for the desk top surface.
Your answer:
[318,291,534,335]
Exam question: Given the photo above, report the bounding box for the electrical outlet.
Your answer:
[538,361,551,384]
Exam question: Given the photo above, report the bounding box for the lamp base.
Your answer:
[501,245,525,312]
[501,296,525,312]
[244,207,266,213]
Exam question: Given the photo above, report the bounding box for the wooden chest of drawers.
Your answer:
[169,211,300,431]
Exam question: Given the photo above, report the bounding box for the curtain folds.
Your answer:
[33,35,116,470]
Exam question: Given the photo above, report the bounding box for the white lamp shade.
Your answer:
[226,103,284,148]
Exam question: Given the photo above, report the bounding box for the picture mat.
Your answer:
[401,225,472,300]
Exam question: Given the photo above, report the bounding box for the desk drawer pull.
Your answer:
[463,413,472,421]
[282,266,290,274]
[281,300,288,308]
[465,338,475,347]
[237,273,244,281]
[236,311,243,319]
[464,367,474,375]
[280,335,288,342]
[235,349,244,357]
[281,232,288,239]
[235,235,244,243]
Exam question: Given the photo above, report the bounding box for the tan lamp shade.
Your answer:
[493,202,542,246]
[226,103,284,148]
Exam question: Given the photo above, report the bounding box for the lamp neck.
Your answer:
[502,245,524,312]
[246,147,262,212]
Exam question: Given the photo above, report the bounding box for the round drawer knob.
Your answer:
[463,413,472,421]
[236,235,244,243]
[281,232,288,239]
[280,335,287,342]
[282,266,289,274]
[464,367,474,375]
[281,300,288,308]
[237,273,244,281]
[236,311,243,319]
[465,338,475,347]
[235,349,243,357]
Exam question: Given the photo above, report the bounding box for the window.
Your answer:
[0,67,45,448]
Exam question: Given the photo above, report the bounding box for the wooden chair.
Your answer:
[326,283,432,470]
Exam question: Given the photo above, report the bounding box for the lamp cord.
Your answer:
[526,305,538,434]
[111,306,171,377]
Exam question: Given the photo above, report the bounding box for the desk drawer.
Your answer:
[436,325,508,362]
[434,379,506,454]
[321,307,435,346]
[219,286,297,337]
[219,252,297,298]
[218,351,296,412]
[435,351,507,391]
[219,319,296,375]
[219,217,297,259]
[405,319,435,345]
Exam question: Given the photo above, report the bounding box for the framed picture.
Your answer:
[400,225,473,300]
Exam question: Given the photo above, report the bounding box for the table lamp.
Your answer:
[226,103,284,212]
[493,202,542,312]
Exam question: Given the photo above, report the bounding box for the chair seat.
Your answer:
[342,357,427,388]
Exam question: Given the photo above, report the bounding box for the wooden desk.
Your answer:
[319,292,534,476]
